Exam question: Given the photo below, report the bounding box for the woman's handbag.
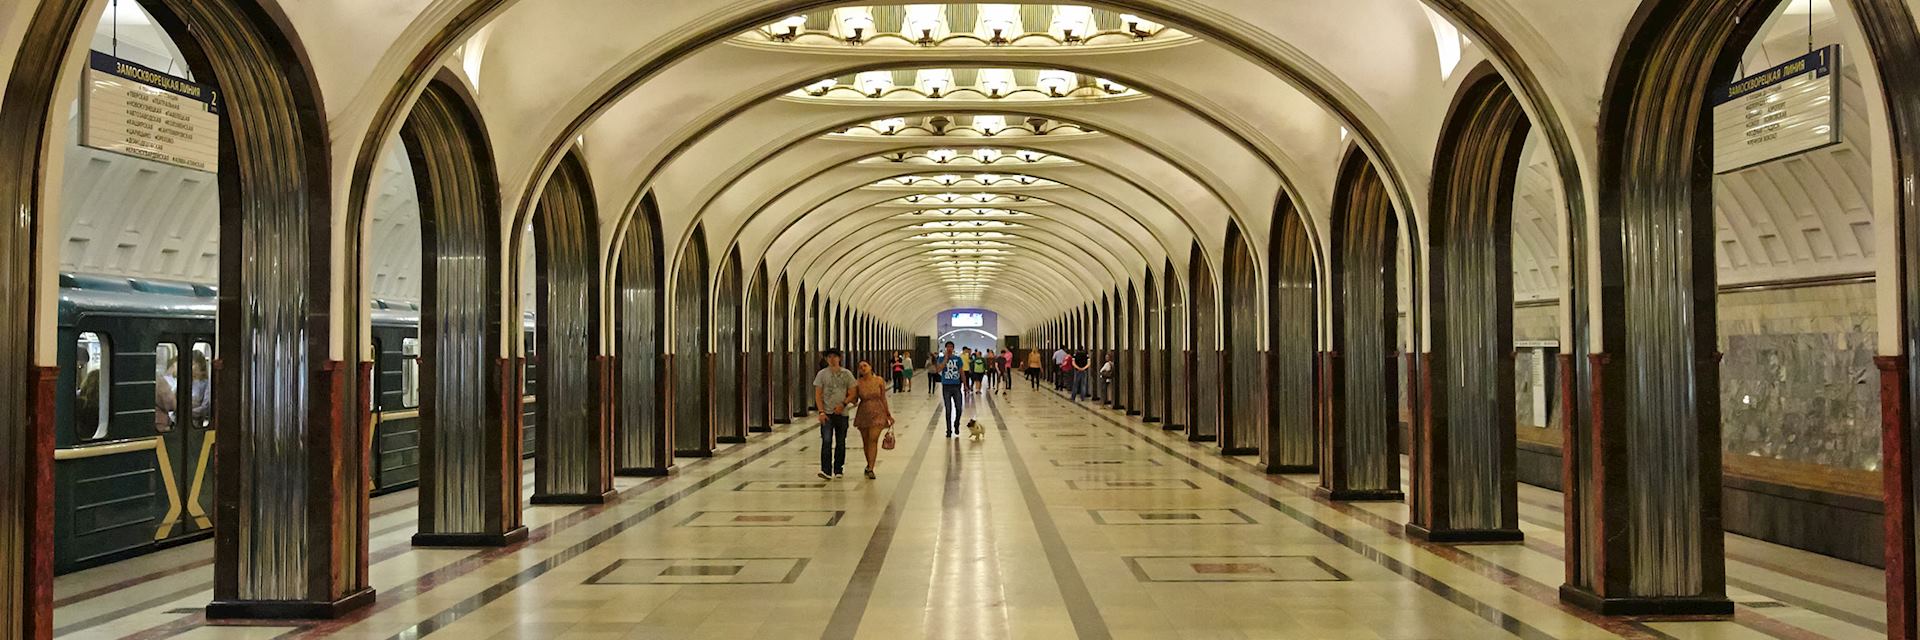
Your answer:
[881,429,897,450]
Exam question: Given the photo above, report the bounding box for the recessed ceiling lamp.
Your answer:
[979,4,1019,44]
[1051,5,1093,43]
[906,4,943,44]
[857,71,895,97]
[979,69,1015,98]
[837,7,876,43]
[1037,70,1075,97]
[772,14,807,41]
[917,69,954,97]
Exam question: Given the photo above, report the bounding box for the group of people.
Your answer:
[917,346,1015,396]
[807,342,1116,481]
[1031,345,1112,402]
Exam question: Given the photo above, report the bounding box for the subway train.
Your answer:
[51,274,538,574]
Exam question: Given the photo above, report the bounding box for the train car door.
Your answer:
[154,336,216,540]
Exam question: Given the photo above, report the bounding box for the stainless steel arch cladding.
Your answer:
[1323,153,1404,502]
[673,226,713,456]
[530,152,610,503]
[1415,66,1528,544]
[1188,247,1222,444]
[1222,226,1265,457]
[1165,263,1189,431]
[1265,201,1318,473]
[616,194,668,475]
[748,263,771,433]
[401,77,520,543]
[713,248,746,444]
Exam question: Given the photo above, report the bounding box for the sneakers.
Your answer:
[864,469,876,479]
[834,473,845,479]
[817,471,832,481]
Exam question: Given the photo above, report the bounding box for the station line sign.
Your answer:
[1713,45,1841,174]
[80,51,220,173]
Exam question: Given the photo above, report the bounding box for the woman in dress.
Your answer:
[849,361,895,479]
[900,352,915,393]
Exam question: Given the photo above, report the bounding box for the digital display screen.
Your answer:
[951,312,984,328]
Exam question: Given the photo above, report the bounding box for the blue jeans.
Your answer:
[941,384,965,434]
[819,414,849,475]
[1071,371,1090,401]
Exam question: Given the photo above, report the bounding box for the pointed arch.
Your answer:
[1222,222,1263,456]
[529,150,610,504]
[1415,63,1529,544]
[713,247,746,444]
[1266,196,1318,473]
[1188,243,1222,444]
[399,71,521,545]
[672,225,713,456]
[615,192,667,475]
[1323,149,1404,502]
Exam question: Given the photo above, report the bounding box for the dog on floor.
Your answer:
[966,418,985,441]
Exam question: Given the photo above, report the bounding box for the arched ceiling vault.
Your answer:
[806,225,1131,318]
[590,53,1308,288]
[17,0,1639,355]
[753,169,1171,278]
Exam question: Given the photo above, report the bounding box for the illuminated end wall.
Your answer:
[934,308,1000,355]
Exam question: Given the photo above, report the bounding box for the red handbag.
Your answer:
[881,430,897,450]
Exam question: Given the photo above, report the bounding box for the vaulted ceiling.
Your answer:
[45,0,1880,337]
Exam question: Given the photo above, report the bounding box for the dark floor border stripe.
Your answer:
[49,467,470,613]
[1059,391,1851,640]
[54,470,535,637]
[821,406,943,639]
[1510,498,1885,634]
[1040,391,1572,640]
[1514,492,1887,603]
[985,394,1113,640]
[374,423,821,639]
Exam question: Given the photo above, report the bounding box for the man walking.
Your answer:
[936,342,967,437]
[813,348,856,480]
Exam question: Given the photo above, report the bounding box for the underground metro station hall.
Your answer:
[2,0,1919,638]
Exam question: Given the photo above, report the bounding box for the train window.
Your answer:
[155,343,180,433]
[74,332,108,441]
[189,342,213,429]
[401,337,420,408]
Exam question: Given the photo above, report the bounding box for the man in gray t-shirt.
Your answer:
[812,348,857,480]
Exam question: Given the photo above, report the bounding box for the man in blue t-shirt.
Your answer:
[936,341,967,437]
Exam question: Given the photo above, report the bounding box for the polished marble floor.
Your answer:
[53,387,1888,639]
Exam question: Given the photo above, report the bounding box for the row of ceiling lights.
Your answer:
[769,6,1165,45]
[802,69,1128,99]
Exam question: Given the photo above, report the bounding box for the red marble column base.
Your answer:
[24,367,57,640]
[1879,355,1916,640]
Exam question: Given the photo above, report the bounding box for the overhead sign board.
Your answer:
[1713,45,1841,174]
[80,51,220,173]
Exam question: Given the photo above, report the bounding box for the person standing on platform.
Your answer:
[901,352,915,393]
[959,347,974,395]
[936,342,967,437]
[1000,349,1015,396]
[926,353,939,395]
[1099,355,1115,399]
[983,348,999,393]
[970,346,988,394]
[1052,345,1069,390]
[1070,348,1093,402]
[890,352,906,393]
[1026,348,1044,390]
[849,360,895,479]
[812,348,857,480]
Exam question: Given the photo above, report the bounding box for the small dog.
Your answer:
[966,419,985,441]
